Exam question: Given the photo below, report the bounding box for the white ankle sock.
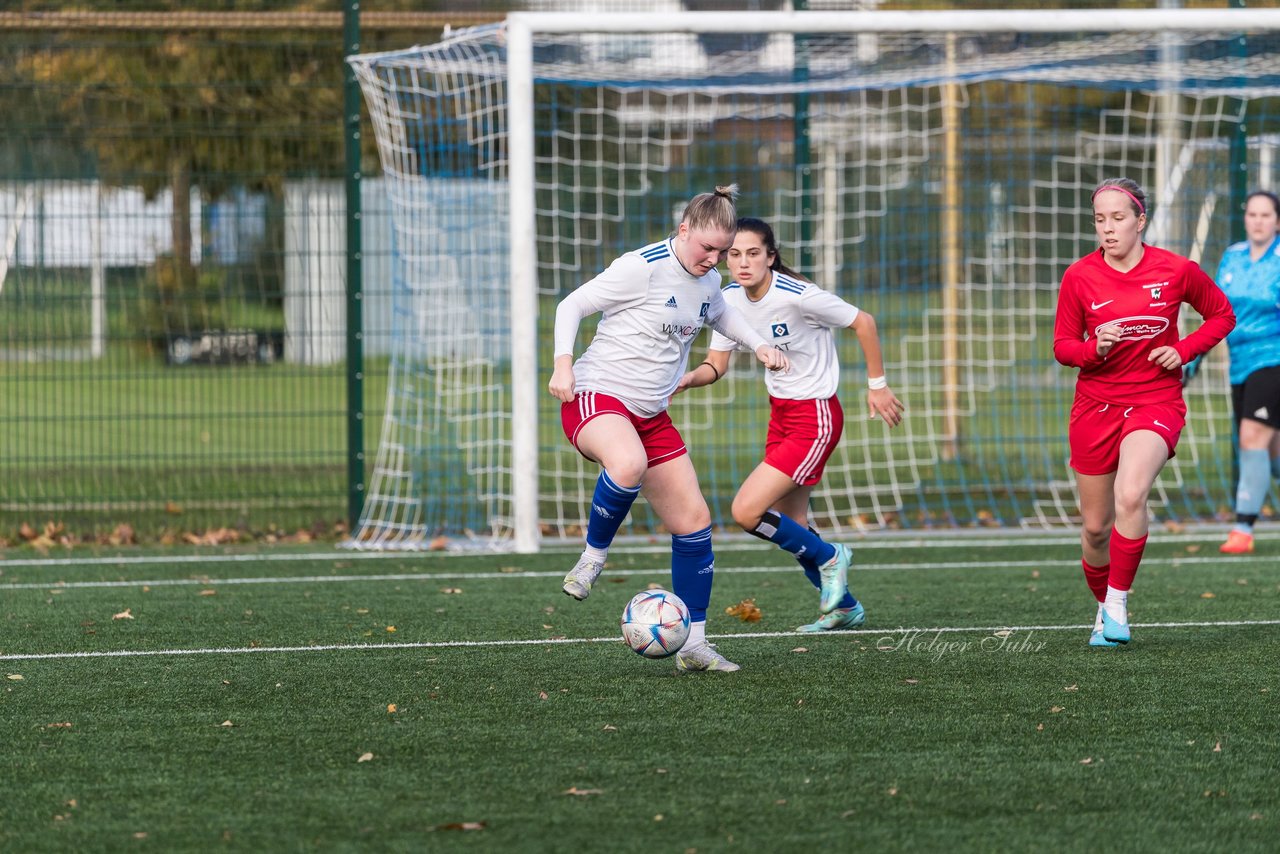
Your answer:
[687,620,706,648]
[582,545,607,564]
[1103,585,1129,623]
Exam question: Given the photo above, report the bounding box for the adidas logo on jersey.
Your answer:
[1256,406,1270,421]
[665,296,678,308]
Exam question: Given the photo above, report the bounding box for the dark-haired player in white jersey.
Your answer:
[678,218,903,631]
[1053,177,1234,647]
[548,185,790,673]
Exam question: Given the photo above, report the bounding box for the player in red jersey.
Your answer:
[1053,177,1235,647]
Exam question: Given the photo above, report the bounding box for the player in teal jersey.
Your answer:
[1215,190,1280,555]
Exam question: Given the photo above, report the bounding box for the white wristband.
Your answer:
[868,376,887,390]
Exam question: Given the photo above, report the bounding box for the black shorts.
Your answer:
[1232,364,1280,430]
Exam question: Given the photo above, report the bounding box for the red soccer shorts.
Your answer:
[561,391,687,466]
[764,396,845,486]
[1068,394,1186,476]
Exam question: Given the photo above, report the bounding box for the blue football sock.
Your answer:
[585,469,641,550]
[671,525,714,623]
[1235,448,1271,531]
[751,510,836,566]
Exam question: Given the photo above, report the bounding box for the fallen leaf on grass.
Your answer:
[563,787,603,797]
[791,647,808,654]
[1079,757,1093,765]
[1213,741,1222,753]
[113,609,133,620]
[44,722,72,729]
[5,674,23,681]
[200,589,217,596]
[1200,592,1216,599]
[1063,684,1078,692]
[357,752,374,763]
[1185,544,1201,554]
[440,588,463,595]
[387,704,397,713]
[1050,706,1064,713]
[219,720,234,727]
[725,598,762,622]
[429,821,486,832]
[602,725,617,732]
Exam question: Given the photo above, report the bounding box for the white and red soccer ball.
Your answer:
[620,589,690,658]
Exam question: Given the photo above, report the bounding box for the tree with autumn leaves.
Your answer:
[12,0,444,341]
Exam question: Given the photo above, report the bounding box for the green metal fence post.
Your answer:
[1229,0,1248,241]
[343,1,366,531]
[794,0,813,275]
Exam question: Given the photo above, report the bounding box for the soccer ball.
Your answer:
[620,589,690,658]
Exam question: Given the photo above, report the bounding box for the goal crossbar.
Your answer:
[506,9,1280,35]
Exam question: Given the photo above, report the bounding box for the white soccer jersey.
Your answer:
[708,270,859,400]
[555,239,767,417]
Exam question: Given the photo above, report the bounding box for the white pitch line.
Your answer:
[0,553,1267,591]
[3,618,1278,661]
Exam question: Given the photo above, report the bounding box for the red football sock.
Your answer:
[1082,560,1109,603]
[1108,530,1147,592]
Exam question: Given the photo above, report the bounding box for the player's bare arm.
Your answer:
[851,311,905,426]
[674,348,732,395]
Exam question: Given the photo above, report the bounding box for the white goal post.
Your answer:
[351,8,1280,553]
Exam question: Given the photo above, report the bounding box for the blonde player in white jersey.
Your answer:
[548,186,790,673]
[678,217,903,631]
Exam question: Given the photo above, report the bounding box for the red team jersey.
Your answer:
[1053,244,1235,405]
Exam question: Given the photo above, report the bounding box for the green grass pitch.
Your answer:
[2,534,1277,851]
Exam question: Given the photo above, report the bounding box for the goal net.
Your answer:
[348,9,1280,551]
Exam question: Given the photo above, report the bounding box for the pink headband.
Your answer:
[1091,185,1146,215]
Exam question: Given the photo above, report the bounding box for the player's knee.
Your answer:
[729,495,762,531]
[684,508,712,532]
[1081,518,1112,548]
[1112,492,1147,522]
[603,456,647,487]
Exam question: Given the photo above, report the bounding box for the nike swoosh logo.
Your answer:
[1091,300,1115,310]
